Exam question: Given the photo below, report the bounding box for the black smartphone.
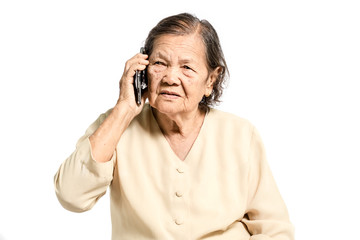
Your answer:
[134,47,148,105]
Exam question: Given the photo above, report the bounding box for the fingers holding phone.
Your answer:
[117,49,149,115]
[134,48,148,105]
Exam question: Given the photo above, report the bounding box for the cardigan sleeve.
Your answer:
[241,126,294,240]
[54,111,116,212]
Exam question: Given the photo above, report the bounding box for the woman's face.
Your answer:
[147,33,217,116]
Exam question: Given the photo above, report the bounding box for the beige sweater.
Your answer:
[54,104,294,240]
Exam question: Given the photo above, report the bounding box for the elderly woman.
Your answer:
[54,13,294,239]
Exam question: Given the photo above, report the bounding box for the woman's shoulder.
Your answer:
[208,107,254,129]
[206,108,256,140]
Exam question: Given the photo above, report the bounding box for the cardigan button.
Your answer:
[175,191,183,197]
[175,218,184,225]
[176,167,185,173]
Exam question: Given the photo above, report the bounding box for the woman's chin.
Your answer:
[151,103,179,115]
[149,96,201,116]
[149,99,185,115]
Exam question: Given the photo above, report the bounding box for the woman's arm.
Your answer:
[54,52,149,212]
[89,101,137,163]
[90,52,149,162]
[54,112,115,212]
[242,126,294,240]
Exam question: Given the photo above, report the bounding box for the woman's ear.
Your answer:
[205,66,222,97]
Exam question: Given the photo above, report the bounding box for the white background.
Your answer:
[0,0,359,239]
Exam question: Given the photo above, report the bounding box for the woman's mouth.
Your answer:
[160,90,181,98]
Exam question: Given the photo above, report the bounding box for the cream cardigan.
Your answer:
[54,104,294,240]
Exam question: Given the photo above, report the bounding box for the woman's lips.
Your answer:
[160,90,181,98]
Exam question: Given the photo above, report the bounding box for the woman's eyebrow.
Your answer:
[179,58,195,64]
[152,52,169,61]
[152,51,197,65]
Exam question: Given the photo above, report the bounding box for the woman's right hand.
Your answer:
[116,52,149,117]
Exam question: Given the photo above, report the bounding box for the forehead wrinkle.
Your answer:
[154,47,201,63]
[153,49,200,66]
[151,35,205,65]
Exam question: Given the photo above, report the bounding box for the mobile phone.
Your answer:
[134,47,148,105]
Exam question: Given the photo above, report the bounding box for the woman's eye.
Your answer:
[154,61,164,65]
[183,65,194,71]
[183,65,196,72]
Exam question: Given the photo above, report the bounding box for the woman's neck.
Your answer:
[152,107,205,138]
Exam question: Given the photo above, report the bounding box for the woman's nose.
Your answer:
[162,67,180,85]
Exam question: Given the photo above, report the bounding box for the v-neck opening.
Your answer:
[149,107,211,163]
